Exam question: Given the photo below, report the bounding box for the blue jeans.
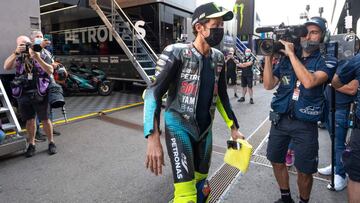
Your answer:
[326,108,349,178]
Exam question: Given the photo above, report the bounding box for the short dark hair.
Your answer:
[192,18,210,37]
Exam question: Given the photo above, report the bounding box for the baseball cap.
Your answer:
[192,2,234,26]
[304,16,327,33]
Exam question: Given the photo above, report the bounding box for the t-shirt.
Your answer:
[337,54,360,118]
[240,56,254,77]
[226,58,237,76]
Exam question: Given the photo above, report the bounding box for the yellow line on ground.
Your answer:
[101,102,143,113]
[53,101,144,125]
[5,101,144,135]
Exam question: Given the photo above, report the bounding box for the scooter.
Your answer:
[63,63,113,96]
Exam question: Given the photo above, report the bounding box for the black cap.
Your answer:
[192,2,234,26]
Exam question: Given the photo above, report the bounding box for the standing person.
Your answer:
[263,17,335,203]
[225,47,239,98]
[238,48,255,104]
[143,3,244,202]
[318,62,358,191]
[4,35,57,157]
[31,31,61,141]
[332,53,360,203]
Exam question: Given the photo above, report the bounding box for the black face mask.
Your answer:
[204,27,224,47]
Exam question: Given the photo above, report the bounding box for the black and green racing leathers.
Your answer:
[143,43,239,203]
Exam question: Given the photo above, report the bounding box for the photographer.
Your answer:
[3,35,57,157]
[32,31,62,141]
[332,53,360,203]
[263,17,335,203]
[225,47,239,98]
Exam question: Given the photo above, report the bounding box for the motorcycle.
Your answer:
[62,63,113,96]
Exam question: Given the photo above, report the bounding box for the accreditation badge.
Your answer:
[292,80,301,101]
[27,73,33,80]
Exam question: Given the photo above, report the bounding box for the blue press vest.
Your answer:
[271,51,327,123]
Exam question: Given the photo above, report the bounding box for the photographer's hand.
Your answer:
[279,40,295,57]
[29,48,40,59]
[41,39,51,48]
[4,45,25,70]
[29,48,54,75]
[15,44,26,54]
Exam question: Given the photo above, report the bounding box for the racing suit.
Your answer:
[144,43,239,202]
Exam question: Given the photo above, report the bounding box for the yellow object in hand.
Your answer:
[224,139,253,173]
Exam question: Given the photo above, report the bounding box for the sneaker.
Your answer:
[35,131,46,142]
[53,130,61,136]
[285,152,294,167]
[48,142,57,155]
[317,121,326,129]
[25,144,36,158]
[318,165,332,176]
[237,97,245,102]
[250,98,254,104]
[234,93,239,98]
[327,175,347,191]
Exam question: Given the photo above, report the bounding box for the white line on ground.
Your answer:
[212,151,225,156]
[253,133,269,155]
[246,116,269,141]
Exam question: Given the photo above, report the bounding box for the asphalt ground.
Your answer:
[0,84,348,202]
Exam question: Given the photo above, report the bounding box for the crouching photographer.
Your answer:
[3,34,57,157]
[262,17,336,203]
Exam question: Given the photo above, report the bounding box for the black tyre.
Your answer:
[98,81,113,96]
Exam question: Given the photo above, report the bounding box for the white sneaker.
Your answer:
[327,175,348,191]
[318,165,332,176]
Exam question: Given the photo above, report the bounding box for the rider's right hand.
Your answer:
[145,131,165,176]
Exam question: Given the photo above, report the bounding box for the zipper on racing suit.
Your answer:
[192,54,202,138]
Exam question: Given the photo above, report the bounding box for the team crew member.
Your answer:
[332,53,360,203]
[263,17,336,203]
[238,49,255,104]
[143,3,244,202]
[318,62,358,191]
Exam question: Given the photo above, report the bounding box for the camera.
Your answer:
[329,33,359,60]
[10,75,30,89]
[23,41,42,53]
[321,41,338,58]
[255,23,308,56]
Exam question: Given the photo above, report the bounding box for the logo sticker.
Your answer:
[181,153,189,173]
[299,106,321,115]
